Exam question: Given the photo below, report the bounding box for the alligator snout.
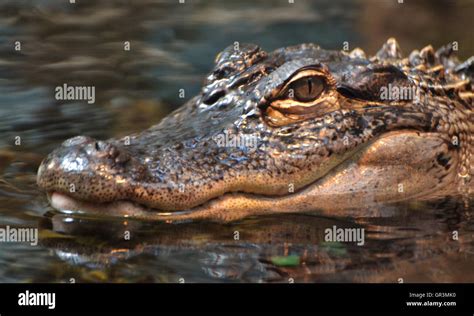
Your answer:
[39,136,130,175]
[37,135,143,205]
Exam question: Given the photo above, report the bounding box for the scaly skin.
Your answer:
[37,38,474,221]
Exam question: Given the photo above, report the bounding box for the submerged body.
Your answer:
[37,39,474,221]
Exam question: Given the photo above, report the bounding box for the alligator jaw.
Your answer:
[48,192,191,219]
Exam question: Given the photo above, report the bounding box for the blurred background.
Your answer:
[0,0,473,283]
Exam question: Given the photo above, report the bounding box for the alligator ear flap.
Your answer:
[375,38,402,60]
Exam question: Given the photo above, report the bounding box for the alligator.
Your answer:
[37,38,474,221]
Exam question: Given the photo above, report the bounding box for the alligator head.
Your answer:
[37,38,474,221]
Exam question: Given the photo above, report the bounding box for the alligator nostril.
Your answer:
[203,90,226,105]
[91,141,124,161]
[93,141,111,158]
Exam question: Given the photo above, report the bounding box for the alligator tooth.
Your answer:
[349,47,366,59]
[376,37,402,60]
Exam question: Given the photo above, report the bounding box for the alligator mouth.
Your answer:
[47,183,306,220]
[46,188,296,222]
[47,191,196,219]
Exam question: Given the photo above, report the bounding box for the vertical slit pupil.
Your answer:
[288,75,325,102]
[307,78,313,94]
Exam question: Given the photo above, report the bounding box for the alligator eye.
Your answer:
[270,68,331,112]
[287,76,325,102]
[264,67,337,127]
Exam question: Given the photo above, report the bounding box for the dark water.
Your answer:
[0,0,473,283]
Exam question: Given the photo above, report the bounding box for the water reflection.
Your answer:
[32,196,473,283]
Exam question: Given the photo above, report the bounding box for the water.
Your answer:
[0,0,473,283]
